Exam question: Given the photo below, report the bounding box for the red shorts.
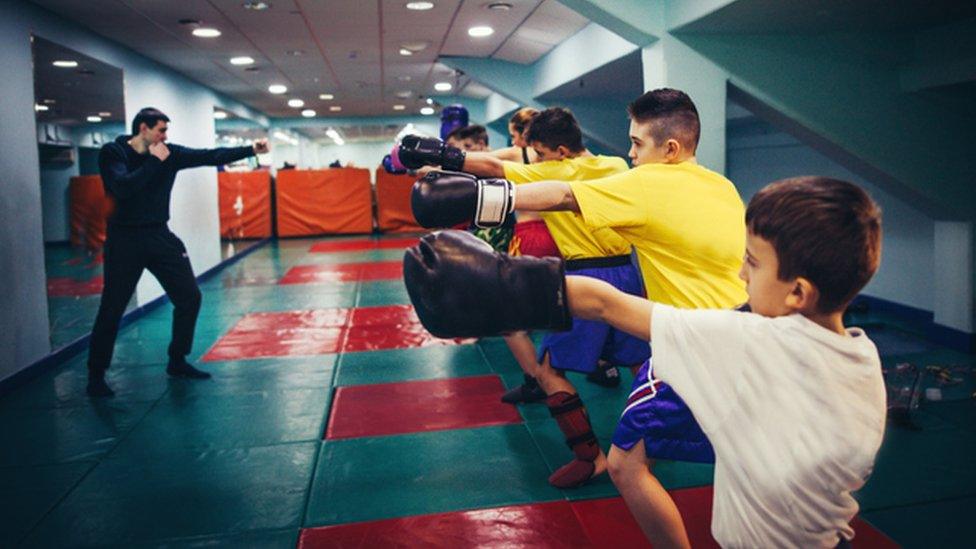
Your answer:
[508,219,561,258]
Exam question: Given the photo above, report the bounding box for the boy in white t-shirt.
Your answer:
[403,176,887,548]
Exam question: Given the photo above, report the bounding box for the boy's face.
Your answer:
[142,120,168,144]
[447,137,486,152]
[739,231,800,317]
[628,119,669,166]
[529,141,570,162]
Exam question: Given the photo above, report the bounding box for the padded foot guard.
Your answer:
[585,360,621,388]
[501,374,546,404]
[546,391,600,489]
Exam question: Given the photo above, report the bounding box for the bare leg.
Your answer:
[608,442,691,548]
[503,331,540,377]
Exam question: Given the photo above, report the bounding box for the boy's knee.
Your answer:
[607,444,648,482]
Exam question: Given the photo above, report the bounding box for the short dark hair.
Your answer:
[627,89,700,152]
[508,107,539,134]
[524,107,585,153]
[131,107,170,135]
[746,177,882,314]
[447,124,488,146]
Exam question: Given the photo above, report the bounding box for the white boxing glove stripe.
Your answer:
[475,179,512,228]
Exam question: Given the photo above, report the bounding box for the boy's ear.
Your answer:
[664,138,682,161]
[785,277,819,313]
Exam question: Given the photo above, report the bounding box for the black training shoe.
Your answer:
[86,375,116,398]
[586,361,621,388]
[167,359,212,379]
[501,375,546,404]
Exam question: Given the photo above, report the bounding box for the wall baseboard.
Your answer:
[851,294,975,353]
[0,238,271,397]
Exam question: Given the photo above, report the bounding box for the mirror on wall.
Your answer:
[213,107,271,260]
[33,36,127,351]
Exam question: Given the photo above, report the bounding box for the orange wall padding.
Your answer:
[276,168,373,236]
[375,170,423,233]
[69,175,113,250]
[218,171,272,239]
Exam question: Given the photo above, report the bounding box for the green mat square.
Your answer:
[0,461,95,546]
[335,345,491,386]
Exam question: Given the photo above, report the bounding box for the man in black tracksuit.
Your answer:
[87,107,270,397]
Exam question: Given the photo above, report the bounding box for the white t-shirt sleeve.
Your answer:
[652,304,748,434]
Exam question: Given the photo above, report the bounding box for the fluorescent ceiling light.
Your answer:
[273,131,298,145]
[192,28,222,38]
[319,93,334,100]
[287,98,305,108]
[242,1,271,10]
[420,107,435,115]
[214,111,228,119]
[98,111,112,117]
[34,104,49,112]
[406,2,434,10]
[325,128,341,139]
[230,56,254,65]
[268,84,287,94]
[392,104,406,111]
[434,82,452,92]
[468,26,494,37]
[87,116,103,123]
[401,41,429,52]
[398,48,413,56]
[52,60,78,68]
[301,109,316,118]
[329,106,342,112]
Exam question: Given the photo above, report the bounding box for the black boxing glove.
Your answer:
[403,230,572,338]
[411,170,514,229]
[396,135,465,171]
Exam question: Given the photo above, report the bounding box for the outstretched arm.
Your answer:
[515,180,580,212]
[567,276,653,341]
[460,152,506,178]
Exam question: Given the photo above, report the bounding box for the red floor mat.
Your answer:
[278,261,402,285]
[326,375,522,439]
[202,305,465,361]
[300,489,899,548]
[309,237,419,253]
[47,275,104,297]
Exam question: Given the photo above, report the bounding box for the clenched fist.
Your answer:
[149,142,170,162]
[252,139,270,154]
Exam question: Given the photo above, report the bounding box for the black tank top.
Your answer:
[521,147,530,164]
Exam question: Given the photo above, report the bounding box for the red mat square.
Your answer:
[299,501,585,548]
[202,305,465,361]
[278,261,402,285]
[310,237,419,253]
[47,275,104,297]
[326,375,523,439]
[300,491,898,548]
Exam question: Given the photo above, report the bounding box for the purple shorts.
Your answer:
[612,359,715,463]
[539,260,649,373]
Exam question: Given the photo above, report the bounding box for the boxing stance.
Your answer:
[86,107,268,397]
[409,90,752,545]
[395,108,646,488]
[404,173,885,547]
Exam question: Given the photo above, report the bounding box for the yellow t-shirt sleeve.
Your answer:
[571,171,649,230]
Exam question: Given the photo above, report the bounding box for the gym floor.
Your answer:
[3,235,974,547]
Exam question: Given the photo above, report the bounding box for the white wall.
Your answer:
[39,150,79,243]
[727,118,934,312]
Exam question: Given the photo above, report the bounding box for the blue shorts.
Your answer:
[539,261,649,374]
[612,359,715,463]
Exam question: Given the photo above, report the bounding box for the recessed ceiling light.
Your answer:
[393,104,406,111]
[398,48,413,56]
[42,99,57,104]
[230,56,255,65]
[301,109,316,118]
[329,106,342,112]
[98,111,112,117]
[425,97,434,105]
[319,93,334,100]
[242,1,271,9]
[87,116,103,123]
[287,98,305,108]
[34,104,49,112]
[192,28,222,38]
[52,60,78,68]
[268,84,287,94]
[395,90,412,98]
[396,75,412,82]
[434,82,452,92]
[287,49,305,56]
[468,26,494,37]
[420,106,435,115]
[400,41,430,52]
[406,2,434,10]
[487,2,512,10]
[213,111,228,120]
